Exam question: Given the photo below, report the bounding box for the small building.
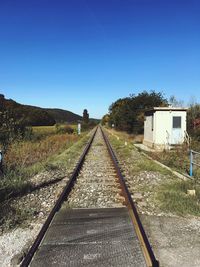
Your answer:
[143,107,188,150]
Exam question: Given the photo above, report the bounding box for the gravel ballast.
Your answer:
[66,127,125,208]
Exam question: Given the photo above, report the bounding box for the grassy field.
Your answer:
[32,125,57,135]
[32,124,77,138]
[32,124,77,132]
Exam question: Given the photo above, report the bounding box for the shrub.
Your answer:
[55,125,74,134]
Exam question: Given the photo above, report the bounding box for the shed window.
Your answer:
[173,116,181,128]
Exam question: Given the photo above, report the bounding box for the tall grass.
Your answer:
[0,133,80,202]
[150,145,190,175]
[5,134,78,169]
[149,141,200,179]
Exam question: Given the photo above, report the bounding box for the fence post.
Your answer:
[190,150,193,177]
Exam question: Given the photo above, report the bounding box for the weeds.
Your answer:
[0,200,36,231]
[109,133,171,175]
[4,134,78,169]
[156,180,200,216]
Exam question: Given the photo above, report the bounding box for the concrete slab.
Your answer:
[134,143,156,152]
[30,208,146,267]
[141,214,200,267]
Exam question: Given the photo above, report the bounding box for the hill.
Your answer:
[44,108,82,123]
[0,94,82,126]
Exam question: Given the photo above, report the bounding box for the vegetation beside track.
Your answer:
[0,130,93,231]
[106,128,200,217]
[148,141,200,179]
[0,125,90,203]
[157,180,200,216]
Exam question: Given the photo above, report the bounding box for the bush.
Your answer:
[191,128,200,142]
[55,125,74,134]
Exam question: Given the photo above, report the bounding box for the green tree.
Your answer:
[83,109,89,124]
[108,90,168,133]
[0,100,30,150]
[101,114,110,125]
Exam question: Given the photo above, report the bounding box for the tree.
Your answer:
[83,109,89,124]
[0,96,30,150]
[101,114,110,126]
[187,103,200,133]
[108,90,168,133]
[0,110,26,150]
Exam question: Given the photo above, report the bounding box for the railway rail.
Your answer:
[21,126,159,267]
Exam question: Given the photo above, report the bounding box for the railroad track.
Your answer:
[21,126,159,267]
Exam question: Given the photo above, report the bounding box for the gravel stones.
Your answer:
[0,224,42,267]
[66,128,125,208]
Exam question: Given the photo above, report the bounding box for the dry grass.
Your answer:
[32,125,57,135]
[105,128,143,143]
[4,134,78,170]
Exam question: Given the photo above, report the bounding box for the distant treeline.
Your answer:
[0,94,82,126]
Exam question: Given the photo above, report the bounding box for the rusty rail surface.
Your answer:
[101,126,159,267]
[21,128,97,267]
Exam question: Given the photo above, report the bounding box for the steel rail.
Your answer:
[20,127,97,267]
[101,126,159,267]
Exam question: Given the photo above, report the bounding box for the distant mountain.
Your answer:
[0,94,82,126]
[44,108,82,123]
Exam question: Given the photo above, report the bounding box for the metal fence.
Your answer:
[190,150,200,177]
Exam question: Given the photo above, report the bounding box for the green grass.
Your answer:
[137,159,172,175]
[156,180,200,216]
[0,202,36,230]
[108,132,171,175]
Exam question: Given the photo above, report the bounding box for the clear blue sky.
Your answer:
[0,0,200,118]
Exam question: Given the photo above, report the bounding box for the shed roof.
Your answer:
[145,106,188,115]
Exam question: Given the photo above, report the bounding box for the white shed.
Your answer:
[143,107,188,150]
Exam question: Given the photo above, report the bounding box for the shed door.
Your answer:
[171,116,182,144]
